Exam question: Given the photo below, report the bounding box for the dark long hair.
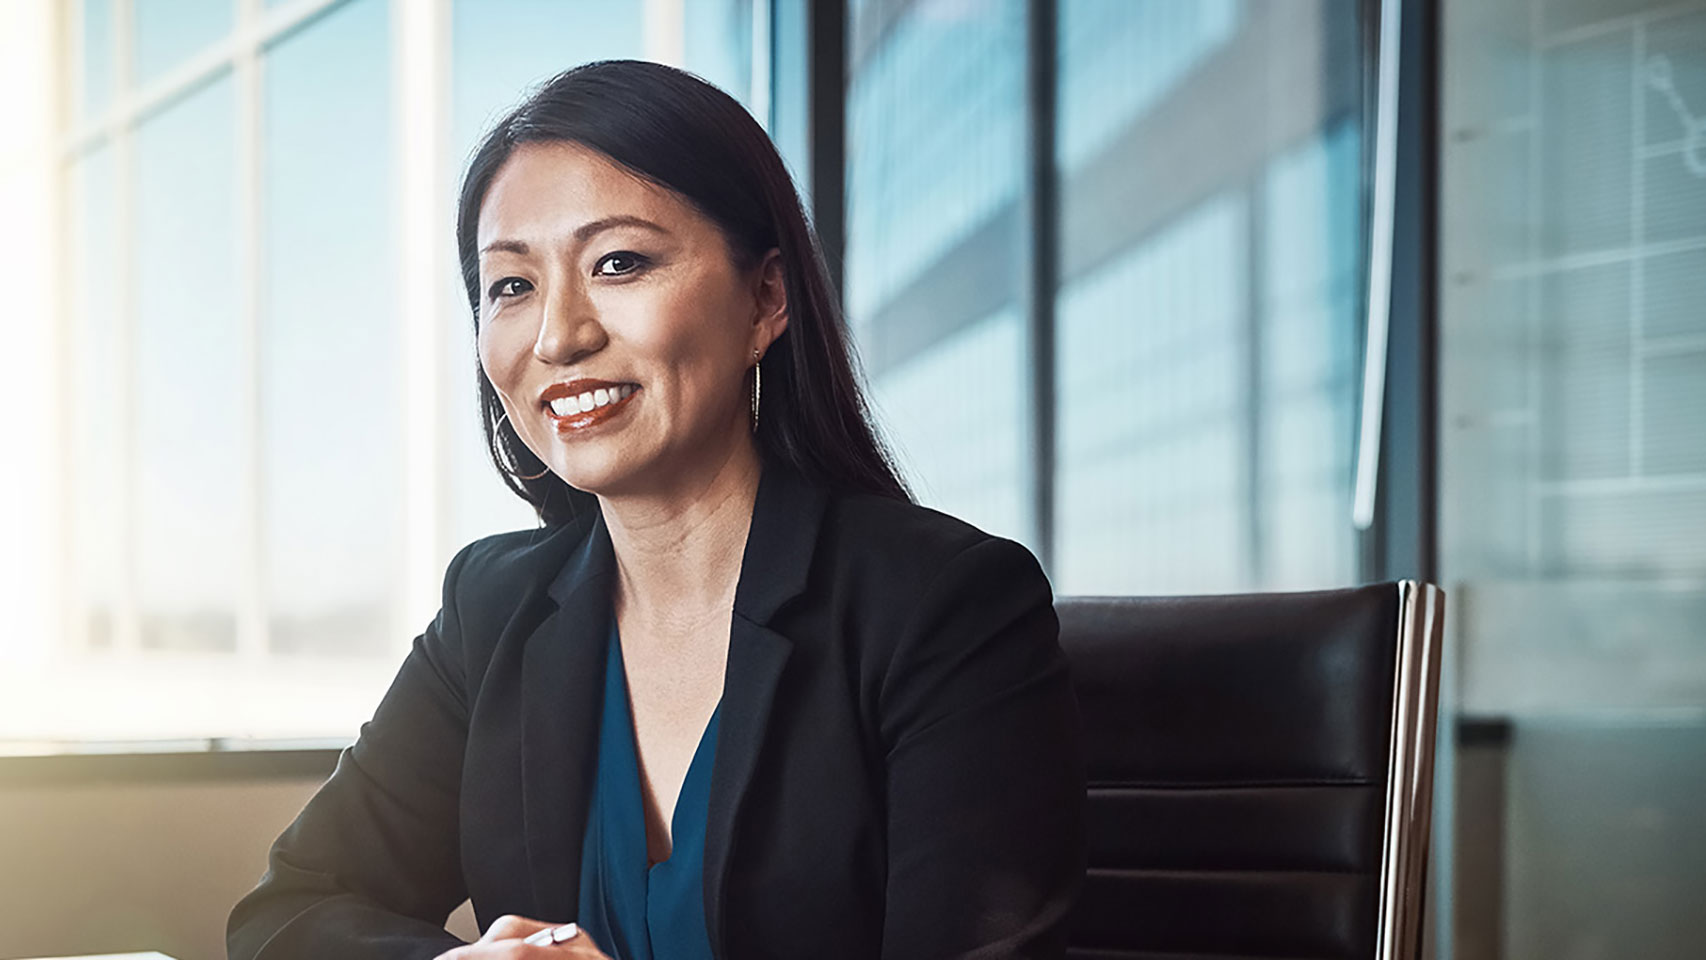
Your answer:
[456,59,910,526]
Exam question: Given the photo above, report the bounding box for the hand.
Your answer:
[435,914,612,958]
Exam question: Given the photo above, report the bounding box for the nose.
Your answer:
[533,274,606,365]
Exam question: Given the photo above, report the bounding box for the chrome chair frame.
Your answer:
[1374,580,1446,960]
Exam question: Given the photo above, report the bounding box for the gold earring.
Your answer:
[495,411,551,480]
[750,348,762,433]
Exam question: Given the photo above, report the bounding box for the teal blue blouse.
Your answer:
[577,617,722,960]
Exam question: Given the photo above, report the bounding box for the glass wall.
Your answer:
[846,0,1032,550]
[848,0,1367,594]
[1053,0,1365,595]
[1441,0,1706,956]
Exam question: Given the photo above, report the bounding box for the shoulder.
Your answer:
[823,490,988,557]
[441,514,596,616]
[818,495,1067,756]
[815,491,1053,622]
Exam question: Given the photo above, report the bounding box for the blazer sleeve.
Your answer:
[877,536,1087,960]
[226,542,479,960]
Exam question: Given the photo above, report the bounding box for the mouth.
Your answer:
[541,382,641,432]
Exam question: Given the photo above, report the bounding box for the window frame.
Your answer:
[20,0,770,760]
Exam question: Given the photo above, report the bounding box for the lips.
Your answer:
[540,378,641,432]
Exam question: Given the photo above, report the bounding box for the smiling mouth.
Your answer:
[544,384,640,431]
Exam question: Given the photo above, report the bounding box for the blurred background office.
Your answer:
[0,0,1701,958]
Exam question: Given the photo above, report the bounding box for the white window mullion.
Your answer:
[56,0,87,659]
[113,0,141,658]
[235,0,267,662]
[395,0,451,648]
[58,0,85,657]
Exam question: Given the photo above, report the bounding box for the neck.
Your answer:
[598,438,763,637]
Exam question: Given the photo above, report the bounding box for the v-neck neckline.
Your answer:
[607,620,723,872]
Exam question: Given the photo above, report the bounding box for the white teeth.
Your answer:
[547,384,636,417]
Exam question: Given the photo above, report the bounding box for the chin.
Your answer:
[550,454,652,499]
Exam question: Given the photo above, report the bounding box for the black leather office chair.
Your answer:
[1059,581,1444,960]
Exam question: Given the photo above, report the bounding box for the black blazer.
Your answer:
[227,458,1086,960]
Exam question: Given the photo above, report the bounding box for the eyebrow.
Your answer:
[479,215,672,257]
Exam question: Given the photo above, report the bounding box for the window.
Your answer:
[2,0,768,751]
[847,0,1368,594]
[263,0,397,659]
[133,70,243,655]
[846,0,1033,551]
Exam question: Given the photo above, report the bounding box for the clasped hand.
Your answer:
[435,914,613,959]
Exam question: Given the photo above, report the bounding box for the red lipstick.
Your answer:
[540,378,640,433]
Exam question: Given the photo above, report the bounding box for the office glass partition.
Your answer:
[845,0,1033,550]
[1440,0,1706,957]
[1053,0,1366,596]
[847,0,1369,591]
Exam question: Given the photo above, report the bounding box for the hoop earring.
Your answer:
[495,411,551,481]
[750,348,762,434]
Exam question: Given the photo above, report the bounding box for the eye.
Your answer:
[594,251,650,278]
[487,277,533,302]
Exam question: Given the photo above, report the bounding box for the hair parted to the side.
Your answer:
[455,59,911,526]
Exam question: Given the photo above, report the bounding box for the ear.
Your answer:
[750,247,789,357]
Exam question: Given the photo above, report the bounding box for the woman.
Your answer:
[227,59,1084,960]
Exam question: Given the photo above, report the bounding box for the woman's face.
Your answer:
[475,140,787,499]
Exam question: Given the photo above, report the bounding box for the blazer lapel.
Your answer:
[520,510,617,920]
[512,458,828,951]
[703,459,828,960]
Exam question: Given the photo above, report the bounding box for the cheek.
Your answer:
[641,315,736,406]
[640,276,746,369]
[477,317,531,391]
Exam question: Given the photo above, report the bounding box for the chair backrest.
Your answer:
[1058,580,1444,960]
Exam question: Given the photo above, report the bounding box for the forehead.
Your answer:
[476,140,693,246]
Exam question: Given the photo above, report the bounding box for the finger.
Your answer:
[520,924,606,957]
[520,922,594,949]
[481,914,557,943]
[561,929,606,957]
